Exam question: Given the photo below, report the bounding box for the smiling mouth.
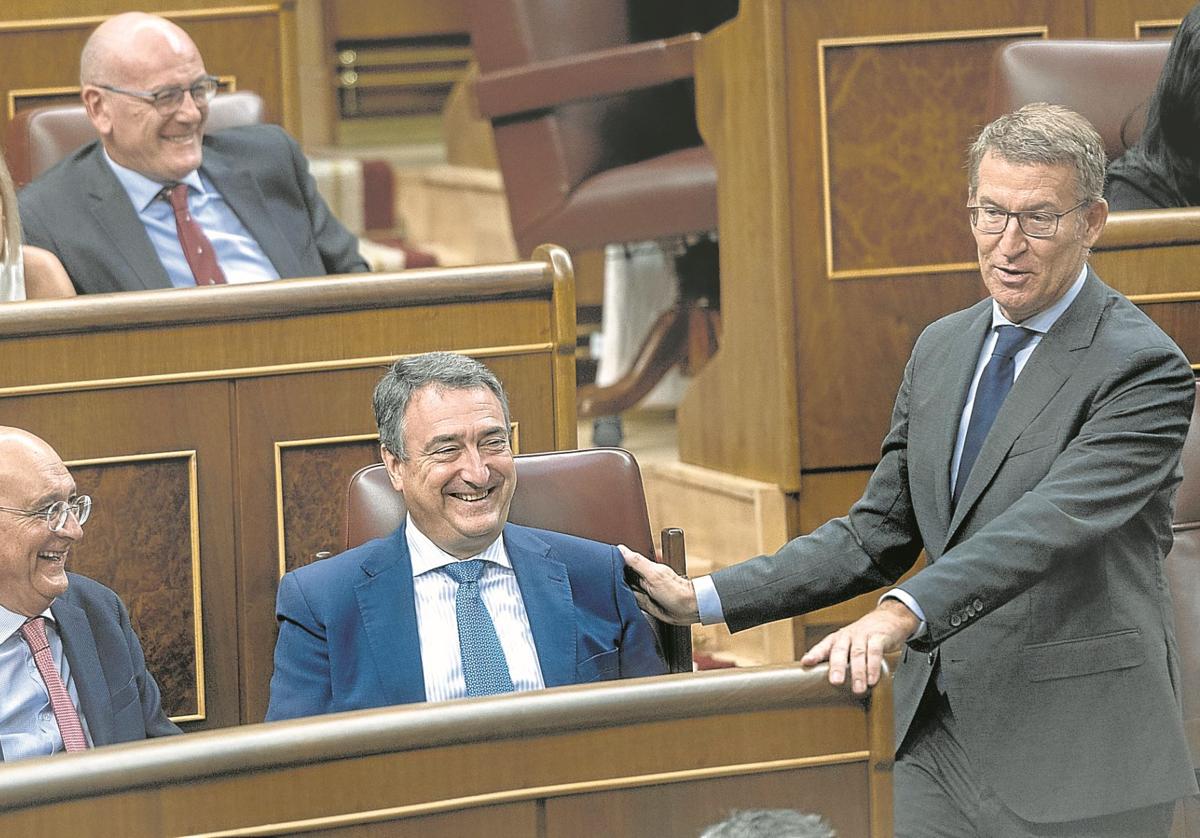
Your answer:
[449,488,494,503]
[37,550,67,562]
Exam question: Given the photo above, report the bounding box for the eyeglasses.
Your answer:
[967,201,1088,239]
[0,496,92,533]
[96,76,219,115]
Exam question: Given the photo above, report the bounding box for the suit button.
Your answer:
[950,614,962,627]
[966,605,976,617]
[973,598,983,611]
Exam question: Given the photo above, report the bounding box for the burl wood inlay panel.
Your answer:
[822,34,1033,276]
[279,438,382,573]
[67,457,199,718]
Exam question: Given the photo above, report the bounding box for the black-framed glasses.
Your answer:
[96,75,219,115]
[0,496,92,533]
[967,201,1088,239]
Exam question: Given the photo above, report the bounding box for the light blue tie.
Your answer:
[442,559,515,697]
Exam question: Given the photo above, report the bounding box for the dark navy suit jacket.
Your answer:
[0,573,179,760]
[266,523,666,720]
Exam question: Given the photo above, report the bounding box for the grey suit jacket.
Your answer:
[0,573,180,760]
[712,271,1198,823]
[18,124,368,294]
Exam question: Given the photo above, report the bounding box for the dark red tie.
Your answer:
[19,617,89,752]
[164,183,226,285]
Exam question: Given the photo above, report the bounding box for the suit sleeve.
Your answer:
[610,547,669,677]
[115,595,181,738]
[266,570,333,721]
[901,344,1194,649]
[283,131,369,276]
[712,351,926,632]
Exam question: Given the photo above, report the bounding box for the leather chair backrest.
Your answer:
[990,39,1170,161]
[7,91,265,187]
[1169,380,1200,769]
[345,447,655,558]
[462,0,701,250]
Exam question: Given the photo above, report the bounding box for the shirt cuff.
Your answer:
[880,589,927,640]
[693,575,726,625]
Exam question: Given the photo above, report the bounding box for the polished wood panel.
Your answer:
[0,251,578,728]
[0,665,894,838]
[1088,0,1194,38]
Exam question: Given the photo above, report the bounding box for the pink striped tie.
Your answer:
[19,617,88,752]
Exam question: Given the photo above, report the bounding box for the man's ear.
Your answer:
[1081,197,1109,248]
[380,444,404,493]
[81,87,112,136]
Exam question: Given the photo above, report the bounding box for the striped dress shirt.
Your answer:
[406,516,546,703]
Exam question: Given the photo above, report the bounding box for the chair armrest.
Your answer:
[1094,207,1200,250]
[474,33,700,119]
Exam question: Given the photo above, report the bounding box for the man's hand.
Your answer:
[618,544,700,625]
[800,599,918,694]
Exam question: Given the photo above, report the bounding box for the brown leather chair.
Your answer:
[1168,381,1200,834]
[345,447,693,674]
[990,39,1170,161]
[6,91,265,188]
[464,0,721,418]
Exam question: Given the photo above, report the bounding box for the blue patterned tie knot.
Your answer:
[443,559,515,697]
[953,325,1036,505]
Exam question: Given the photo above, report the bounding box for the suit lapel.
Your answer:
[83,147,173,291]
[202,143,306,278]
[51,597,114,747]
[931,303,994,536]
[353,527,426,705]
[947,272,1107,540]
[505,525,576,688]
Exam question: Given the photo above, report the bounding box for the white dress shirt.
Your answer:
[694,265,1090,628]
[0,603,93,760]
[406,515,545,702]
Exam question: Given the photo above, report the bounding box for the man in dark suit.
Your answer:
[625,104,1198,836]
[18,12,366,295]
[265,352,664,720]
[0,427,178,761]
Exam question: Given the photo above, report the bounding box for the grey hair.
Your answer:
[0,146,19,280]
[967,103,1107,203]
[373,352,510,459]
[700,810,837,838]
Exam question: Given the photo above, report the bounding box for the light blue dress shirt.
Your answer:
[0,604,93,761]
[103,150,280,287]
[694,265,1090,629]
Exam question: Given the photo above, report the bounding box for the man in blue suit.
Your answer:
[0,427,179,761]
[266,353,665,720]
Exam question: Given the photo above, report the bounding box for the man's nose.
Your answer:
[459,448,490,485]
[174,90,204,122]
[997,214,1029,253]
[59,510,84,542]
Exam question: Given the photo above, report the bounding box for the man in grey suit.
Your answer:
[625,104,1198,836]
[0,427,179,761]
[19,12,367,295]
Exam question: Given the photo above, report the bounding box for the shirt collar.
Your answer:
[0,602,56,645]
[990,264,1088,334]
[404,513,510,578]
[101,147,205,213]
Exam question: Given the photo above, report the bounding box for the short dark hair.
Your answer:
[373,352,510,459]
[700,809,837,838]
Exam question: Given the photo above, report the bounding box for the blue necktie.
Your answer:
[953,325,1036,506]
[442,559,515,697]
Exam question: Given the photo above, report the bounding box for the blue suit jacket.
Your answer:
[0,573,180,760]
[266,523,666,720]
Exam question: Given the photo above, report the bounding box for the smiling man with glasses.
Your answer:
[624,103,1196,836]
[0,427,178,761]
[18,12,367,295]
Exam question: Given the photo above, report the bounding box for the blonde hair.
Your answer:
[0,146,18,277]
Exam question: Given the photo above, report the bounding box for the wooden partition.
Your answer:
[0,2,296,138]
[681,0,1200,645]
[0,664,893,838]
[0,246,577,728]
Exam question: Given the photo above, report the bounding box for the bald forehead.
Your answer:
[83,13,200,83]
[0,429,72,504]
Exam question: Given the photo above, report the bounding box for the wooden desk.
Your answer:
[0,664,893,838]
[0,246,576,727]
